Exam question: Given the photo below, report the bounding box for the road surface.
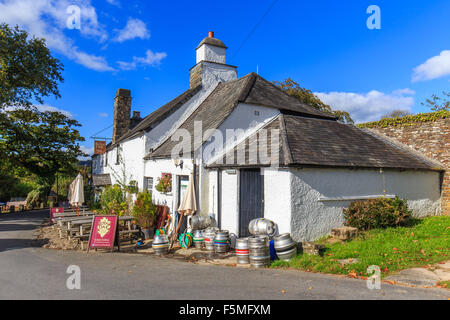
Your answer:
[0,211,449,300]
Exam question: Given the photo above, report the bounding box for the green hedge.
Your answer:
[357,110,449,128]
[343,196,412,231]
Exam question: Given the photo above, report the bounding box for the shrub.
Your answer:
[99,184,128,216]
[132,191,157,228]
[343,196,412,231]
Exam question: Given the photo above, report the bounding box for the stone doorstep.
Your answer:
[331,226,358,241]
[302,242,325,256]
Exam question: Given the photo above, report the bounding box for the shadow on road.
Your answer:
[0,238,48,252]
[0,224,40,232]
[0,210,49,252]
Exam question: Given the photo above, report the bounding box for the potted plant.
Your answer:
[132,191,157,240]
[155,173,172,194]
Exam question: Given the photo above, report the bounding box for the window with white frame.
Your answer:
[144,177,153,193]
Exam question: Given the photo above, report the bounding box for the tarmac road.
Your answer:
[0,211,449,300]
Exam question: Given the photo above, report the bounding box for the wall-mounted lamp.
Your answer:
[173,158,184,169]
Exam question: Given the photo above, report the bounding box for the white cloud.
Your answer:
[36,104,73,118]
[117,49,167,70]
[98,112,108,117]
[114,18,149,42]
[105,0,120,7]
[412,50,450,82]
[0,0,114,71]
[79,145,94,160]
[5,104,73,118]
[315,89,415,123]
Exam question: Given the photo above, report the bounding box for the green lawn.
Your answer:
[271,216,450,278]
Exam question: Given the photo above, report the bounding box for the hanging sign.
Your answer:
[94,141,106,155]
[87,215,119,252]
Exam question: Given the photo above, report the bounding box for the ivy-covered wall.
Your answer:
[359,112,449,215]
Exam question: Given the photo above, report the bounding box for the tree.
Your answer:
[0,23,63,109]
[273,78,354,124]
[421,91,450,112]
[382,109,411,119]
[0,109,86,197]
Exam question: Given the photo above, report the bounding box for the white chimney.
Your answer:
[190,31,237,88]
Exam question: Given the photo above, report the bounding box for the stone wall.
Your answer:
[112,88,131,144]
[189,63,202,88]
[365,117,449,215]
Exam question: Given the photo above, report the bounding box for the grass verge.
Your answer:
[271,216,450,278]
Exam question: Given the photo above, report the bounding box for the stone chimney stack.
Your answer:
[112,88,131,144]
[190,31,237,89]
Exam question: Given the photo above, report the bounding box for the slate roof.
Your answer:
[108,85,202,150]
[145,73,335,159]
[206,114,442,171]
[92,174,112,186]
[196,36,227,49]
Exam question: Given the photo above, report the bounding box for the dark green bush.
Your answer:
[343,196,412,231]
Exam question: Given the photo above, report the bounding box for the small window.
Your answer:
[144,177,153,193]
[116,147,120,165]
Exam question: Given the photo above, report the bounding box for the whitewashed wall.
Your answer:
[204,103,279,165]
[144,158,195,212]
[289,168,442,241]
[196,45,226,64]
[263,168,291,235]
[219,170,239,234]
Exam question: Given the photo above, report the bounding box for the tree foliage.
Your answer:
[421,91,450,112]
[0,23,63,109]
[273,78,354,124]
[381,109,411,119]
[0,109,86,194]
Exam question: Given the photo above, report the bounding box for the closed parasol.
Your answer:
[170,171,196,249]
[68,173,84,214]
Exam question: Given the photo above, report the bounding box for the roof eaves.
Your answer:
[278,114,294,166]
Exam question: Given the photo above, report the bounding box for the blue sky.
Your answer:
[1,0,449,156]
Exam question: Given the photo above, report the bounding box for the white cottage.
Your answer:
[93,32,444,241]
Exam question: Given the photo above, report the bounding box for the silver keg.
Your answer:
[193,230,204,249]
[203,228,216,251]
[214,230,230,253]
[189,215,215,231]
[248,218,276,237]
[274,233,297,261]
[152,234,169,255]
[235,237,249,264]
[248,235,270,267]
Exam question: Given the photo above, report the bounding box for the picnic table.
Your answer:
[56,214,140,251]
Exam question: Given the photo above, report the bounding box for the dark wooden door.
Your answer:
[239,169,264,237]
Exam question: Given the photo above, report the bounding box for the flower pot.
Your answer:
[141,227,154,240]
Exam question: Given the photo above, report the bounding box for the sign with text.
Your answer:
[50,207,64,223]
[88,215,118,251]
[94,141,106,155]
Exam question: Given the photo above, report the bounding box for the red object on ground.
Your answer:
[88,215,118,251]
[50,207,64,222]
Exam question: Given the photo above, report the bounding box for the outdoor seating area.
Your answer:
[50,208,140,251]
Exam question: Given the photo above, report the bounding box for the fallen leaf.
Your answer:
[308,286,312,290]
[281,289,286,294]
